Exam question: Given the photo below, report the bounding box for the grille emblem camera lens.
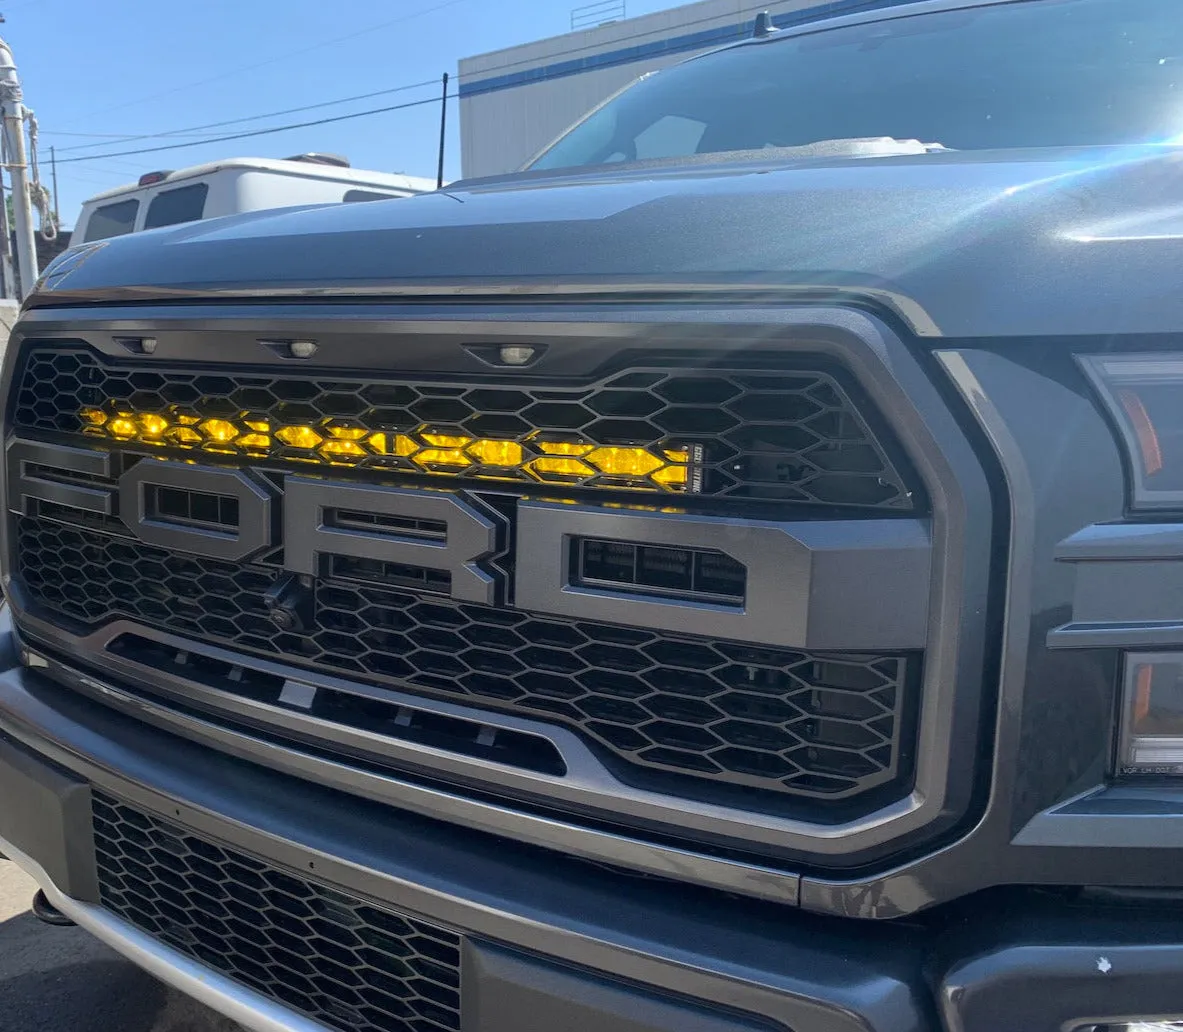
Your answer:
[263,574,313,632]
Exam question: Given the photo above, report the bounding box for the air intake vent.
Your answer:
[107,632,568,776]
[575,538,746,605]
[146,485,239,530]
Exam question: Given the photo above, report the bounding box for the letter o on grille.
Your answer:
[118,461,276,562]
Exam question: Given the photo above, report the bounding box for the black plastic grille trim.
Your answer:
[92,792,462,1032]
[106,632,570,777]
[13,345,917,509]
[19,514,914,805]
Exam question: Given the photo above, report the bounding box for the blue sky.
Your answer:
[4,0,686,229]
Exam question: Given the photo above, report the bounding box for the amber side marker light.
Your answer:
[78,406,700,491]
[1080,354,1183,509]
[1116,387,1163,476]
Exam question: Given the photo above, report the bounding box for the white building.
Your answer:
[458,0,905,179]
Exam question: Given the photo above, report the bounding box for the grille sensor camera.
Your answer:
[263,574,314,632]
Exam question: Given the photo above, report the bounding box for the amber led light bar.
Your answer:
[79,405,699,491]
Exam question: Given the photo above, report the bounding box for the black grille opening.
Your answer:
[330,555,452,595]
[12,346,919,510]
[36,498,128,535]
[107,632,567,777]
[92,793,462,1032]
[18,515,914,807]
[575,538,746,605]
[146,485,240,529]
[330,510,447,540]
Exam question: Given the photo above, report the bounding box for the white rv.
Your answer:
[74,153,435,242]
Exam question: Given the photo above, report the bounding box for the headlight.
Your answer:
[1084,354,1183,777]
[1081,354,1183,510]
[1119,653,1183,775]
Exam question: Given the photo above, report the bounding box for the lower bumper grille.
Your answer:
[92,793,462,1032]
[21,515,914,806]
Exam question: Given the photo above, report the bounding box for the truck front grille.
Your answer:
[20,514,913,804]
[92,792,462,1032]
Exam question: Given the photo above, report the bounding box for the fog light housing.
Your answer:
[1120,653,1183,775]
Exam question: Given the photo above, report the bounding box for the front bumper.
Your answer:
[2,630,1183,1032]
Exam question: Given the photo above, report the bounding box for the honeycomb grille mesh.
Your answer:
[92,793,462,1032]
[13,346,914,508]
[19,515,910,802]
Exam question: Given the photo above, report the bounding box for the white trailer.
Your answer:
[75,155,436,244]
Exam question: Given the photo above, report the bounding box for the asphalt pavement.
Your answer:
[0,857,243,1032]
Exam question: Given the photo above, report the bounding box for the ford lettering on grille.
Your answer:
[6,437,929,651]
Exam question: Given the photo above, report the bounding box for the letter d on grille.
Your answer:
[516,501,932,650]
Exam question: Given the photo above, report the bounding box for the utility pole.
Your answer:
[0,135,13,301]
[0,34,38,297]
[0,11,12,301]
[50,143,57,227]
[436,72,448,190]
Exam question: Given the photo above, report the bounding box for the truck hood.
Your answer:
[33,146,1183,338]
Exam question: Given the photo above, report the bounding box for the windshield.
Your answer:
[530,0,1183,170]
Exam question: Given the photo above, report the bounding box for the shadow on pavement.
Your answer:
[0,906,243,1031]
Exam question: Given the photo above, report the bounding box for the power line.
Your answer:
[63,0,471,126]
[52,78,440,154]
[84,158,161,175]
[56,92,458,165]
[39,130,178,139]
[47,132,241,146]
[55,166,131,185]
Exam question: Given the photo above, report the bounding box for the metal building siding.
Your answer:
[459,0,750,78]
[458,0,871,179]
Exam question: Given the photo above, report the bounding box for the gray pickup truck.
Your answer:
[1,1,1181,1030]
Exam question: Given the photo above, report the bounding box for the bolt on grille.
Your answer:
[19,515,912,803]
[14,346,915,508]
[91,793,461,1032]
